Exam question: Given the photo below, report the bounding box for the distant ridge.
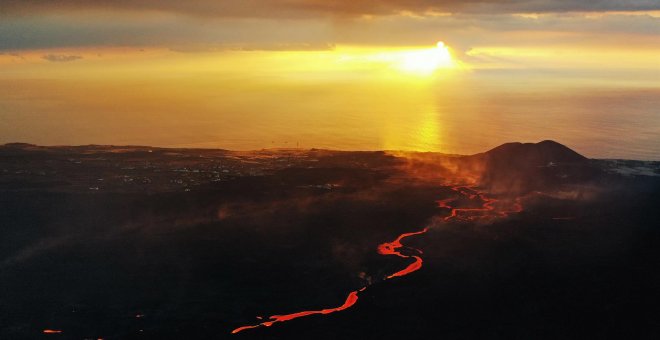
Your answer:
[467,140,593,193]
[2,142,37,148]
[483,140,587,165]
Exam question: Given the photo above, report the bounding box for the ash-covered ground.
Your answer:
[1,141,659,339]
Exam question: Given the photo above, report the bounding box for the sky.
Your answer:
[1,0,659,159]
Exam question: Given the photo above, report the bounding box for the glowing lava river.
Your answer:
[231,185,522,334]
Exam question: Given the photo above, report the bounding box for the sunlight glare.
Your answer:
[398,41,454,74]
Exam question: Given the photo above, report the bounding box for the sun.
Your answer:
[398,41,454,74]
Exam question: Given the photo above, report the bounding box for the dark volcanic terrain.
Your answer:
[1,141,659,339]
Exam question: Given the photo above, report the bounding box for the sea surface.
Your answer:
[1,68,659,160]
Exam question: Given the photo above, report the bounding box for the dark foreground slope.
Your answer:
[0,142,659,339]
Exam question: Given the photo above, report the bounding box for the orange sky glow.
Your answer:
[1,3,659,159]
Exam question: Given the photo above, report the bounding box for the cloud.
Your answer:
[0,13,334,51]
[1,0,659,18]
[0,52,25,59]
[1,10,658,52]
[0,3,657,53]
[41,53,83,62]
[169,42,336,53]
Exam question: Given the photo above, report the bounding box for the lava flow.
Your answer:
[377,228,429,279]
[231,185,522,334]
[230,228,429,334]
[231,290,362,334]
[437,186,523,221]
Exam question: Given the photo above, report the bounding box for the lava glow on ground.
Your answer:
[231,185,523,334]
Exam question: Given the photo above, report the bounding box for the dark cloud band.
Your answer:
[1,0,659,17]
